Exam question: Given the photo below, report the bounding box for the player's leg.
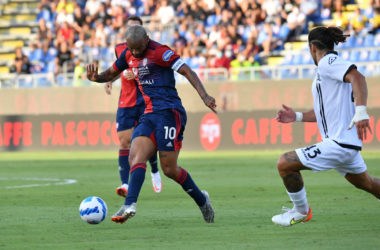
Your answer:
[159,150,214,223]
[272,150,313,226]
[111,136,156,223]
[149,152,162,193]
[136,103,162,193]
[345,171,380,199]
[115,128,133,197]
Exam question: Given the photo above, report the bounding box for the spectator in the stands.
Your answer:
[57,21,75,47]
[172,29,187,51]
[37,18,52,44]
[350,7,368,34]
[55,41,73,75]
[333,10,349,30]
[369,7,380,34]
[73,59,86,87]
[156,0,175,25]
[10,47,31,74]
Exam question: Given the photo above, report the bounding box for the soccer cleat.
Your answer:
[151,172,162,193]
[199,190,215,223]
[115,184,128,198]
[271,206,312,227]
[111,203,137,224]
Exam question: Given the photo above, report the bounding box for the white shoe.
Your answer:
[151,172,162,193]
[115,183,128,198]
[200,190,215,223]
[111,203,136,224]
[272,206,312,227]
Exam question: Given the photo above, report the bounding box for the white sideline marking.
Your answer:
[0,177,77,189]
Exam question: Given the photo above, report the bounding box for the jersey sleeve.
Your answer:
[154,45,185,72]
[324,56,356,83]
[113,49,129,72]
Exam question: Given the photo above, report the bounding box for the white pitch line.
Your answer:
[0,177,77,189]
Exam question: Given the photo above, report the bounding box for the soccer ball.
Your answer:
[79,196,108,224]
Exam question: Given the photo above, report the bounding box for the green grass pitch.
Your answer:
[1,150,380,250]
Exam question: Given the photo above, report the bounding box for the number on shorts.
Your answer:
[164,126,176,140]
[304,145,321,159]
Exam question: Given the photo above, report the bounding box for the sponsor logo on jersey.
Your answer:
[166,141,173,147]
[328,56,337,65]
[200,113,221,151]
[162,50,174,61]
[141,79,154,85]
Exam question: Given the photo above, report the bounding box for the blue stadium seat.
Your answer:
[341,50,350,60]
[282,54,293,65]
[343,36,356,48]
[358,50,369,62]
[349,50,359,61]
[354,36,365,48]
[374,33,380,47]
[292,54,302,65]
[37,77,52,87]
[206,15,218,27]
[302,68,316,78]
[17,77,34,88]
[302,53,313,65]
[369,50,379,61]
[364,64,376,76]
[364,34,374,47]
[357,65,367,76]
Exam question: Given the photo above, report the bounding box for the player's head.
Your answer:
[126,15,143,26]
[308,26,348,65]
[126,25,149,58]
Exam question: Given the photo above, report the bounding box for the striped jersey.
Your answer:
[113,40,186,114]
[312,51,361,147]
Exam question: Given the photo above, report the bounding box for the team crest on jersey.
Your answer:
[132,68,138,76]
[163,50,174,61]
[143,58,148,66]
[328,56,337,65]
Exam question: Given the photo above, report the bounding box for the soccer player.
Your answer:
[86,25,216,223]
[272,26,380,227]
[104,16,162,197]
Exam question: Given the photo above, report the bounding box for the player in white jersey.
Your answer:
[271,26,380,227]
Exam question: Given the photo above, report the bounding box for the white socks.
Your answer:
[287,186,309,214]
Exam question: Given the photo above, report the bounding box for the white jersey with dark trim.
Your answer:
[311,51,362,147]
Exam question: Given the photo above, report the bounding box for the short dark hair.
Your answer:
[126,15,143,25]
[308,26,349,50]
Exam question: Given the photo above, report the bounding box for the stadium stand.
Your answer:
[0,0,379,87]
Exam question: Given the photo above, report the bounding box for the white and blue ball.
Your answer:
[79,196,107,224]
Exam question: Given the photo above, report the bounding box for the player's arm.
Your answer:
[87,49,128,83]
[276,104,316,123]
[177,64,217,113]
[86,64,121,83]
[345,68,372,140]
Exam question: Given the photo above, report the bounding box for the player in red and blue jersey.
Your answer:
[86,25,216,223]
[103,16,162,198]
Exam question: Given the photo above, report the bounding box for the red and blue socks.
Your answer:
[175,167,206,207]
[118,149,130,184]
[125,163,146,205]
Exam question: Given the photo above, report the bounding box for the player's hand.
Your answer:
[104,82,112,95]
[202,94,217,113]
[276,104,296,123]
[125,69,135,80]
[86,64,98,81]
[348,106,372,140]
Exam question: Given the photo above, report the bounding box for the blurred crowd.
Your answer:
[10,0,380,81]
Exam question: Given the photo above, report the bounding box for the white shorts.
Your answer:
[295,138,367,176]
